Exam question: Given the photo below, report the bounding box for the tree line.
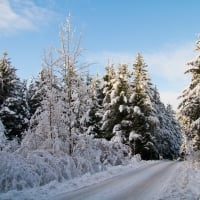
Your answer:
[0,15,199,160]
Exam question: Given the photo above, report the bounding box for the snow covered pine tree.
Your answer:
[177,38,200,154]
[0,52,29,140]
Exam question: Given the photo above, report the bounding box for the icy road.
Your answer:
[55,161,179,200]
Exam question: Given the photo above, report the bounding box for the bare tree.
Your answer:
[56,14,88,155]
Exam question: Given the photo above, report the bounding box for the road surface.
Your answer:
[53,161,180,200]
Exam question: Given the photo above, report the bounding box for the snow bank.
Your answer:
[0,135,130,193]
[0,151,76,192]
[0,155,145,200]
[158,160,200,199]
[1,158,200,200]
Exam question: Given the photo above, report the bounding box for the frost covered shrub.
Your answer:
[0,152,40,192]
[26,151,77,183]
[4,138,20,153]
[0,135,130,192]
[72,135,130,174]
[0,151,78,192]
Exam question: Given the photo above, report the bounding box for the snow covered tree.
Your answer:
[22,45,72,152]
[55,14,90,154]
[110,63,132,142]
[164,104,182,158]
[27,77,43,117]
[0,52,29,140]
[101,63,131,140]
[85,75,104,136]
[151,91,181,159]
[177,38,200,152]
[0,52,15,105]
[23,15,91,155]
[100,63,116,139]
[128,53,158,160]
[143,83,182,159]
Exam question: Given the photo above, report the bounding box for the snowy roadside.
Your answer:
[0,156,155,200]
[158,161,200,200]
[1,159,200,200]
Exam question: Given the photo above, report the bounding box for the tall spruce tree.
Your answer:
[177,38,200,152]
[108,63,131,142]
[0,52,29,140]
[101,63,131,141]
[129,53,158,160]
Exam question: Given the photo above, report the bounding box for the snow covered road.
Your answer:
[54,161,179,200]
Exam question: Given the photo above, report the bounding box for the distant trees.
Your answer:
[177,38,200,153]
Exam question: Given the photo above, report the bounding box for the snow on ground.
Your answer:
[158,160,200,200]
[0,155,150,200]
[0,158,200,200]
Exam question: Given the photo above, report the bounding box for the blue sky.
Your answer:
[0,0,200,109]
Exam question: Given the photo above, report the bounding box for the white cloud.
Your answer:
[88,42,196,78]
[144,43,196,82]
[0,0,32,31]
[160,91,181,110]
[0,0,56,35]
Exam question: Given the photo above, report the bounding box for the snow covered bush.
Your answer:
[0,151,77,192]
[0,152,39,192]
[0,133,130,192]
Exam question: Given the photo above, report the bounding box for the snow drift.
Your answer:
[0,135,130,192]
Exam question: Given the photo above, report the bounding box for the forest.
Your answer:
[0,15,199,192]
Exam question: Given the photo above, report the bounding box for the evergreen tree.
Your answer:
[100,63,116,139]
[0,52,29,140]
[177,38,200,152]
[129,53,158,160]
[85,75,104,137]
[146,85,182,159]
[0,52,16,104]
[27,77,43,117]
[101,63,131,140]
